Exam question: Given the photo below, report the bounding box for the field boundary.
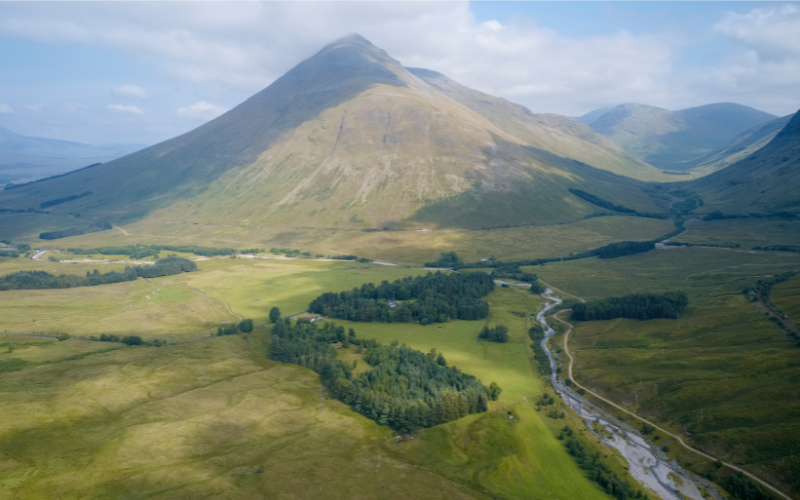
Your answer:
[551,308,794,500]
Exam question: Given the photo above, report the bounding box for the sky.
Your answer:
[0,1,799,146]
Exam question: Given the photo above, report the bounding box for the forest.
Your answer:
[0,256,197,290]
[308,271,494,324]
[570,291,689,321]
[68,244,236,259]
[268,319,493,432]
[39,221,112,240]
[568,188,637,214]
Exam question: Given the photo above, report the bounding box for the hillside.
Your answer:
[688,110,800,213]
[682,114,793,175]
[0,126,144,186]
[0,35,663,231]
[590,103,776,169]
[574,108,612,125]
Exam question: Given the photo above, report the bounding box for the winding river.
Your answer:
[537,289,720,500]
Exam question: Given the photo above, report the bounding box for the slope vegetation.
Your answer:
[688,110,800,213]
[0,35,662,232]
[590,103,776,169]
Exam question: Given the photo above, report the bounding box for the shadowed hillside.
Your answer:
[590,103,776,169]
[0,35,666,231]
[681,114,793,175]
[688,110,800,213]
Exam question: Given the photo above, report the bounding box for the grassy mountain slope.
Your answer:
[682,114,793,175]
[407,68,669,182]
[0,35,662,231]
[688,110,800,213]
[590,103,776,169]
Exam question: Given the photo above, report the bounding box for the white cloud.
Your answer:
[108,104,144,115]
[714,5,800,60]
[25,103,46,112]
[0,103,14,115]
[177,101,226,121]
[111,85,148,99]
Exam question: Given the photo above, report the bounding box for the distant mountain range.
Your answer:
[583,103,777,169]
[0,126,146,186]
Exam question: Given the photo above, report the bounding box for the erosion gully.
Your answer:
[536,289,722,500]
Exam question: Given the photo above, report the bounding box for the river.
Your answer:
[537,289,721,500]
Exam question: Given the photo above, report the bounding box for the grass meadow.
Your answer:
[10,213,675,263]
[674,217,800,250]
[0,256,620,500]
[772,273,800,324]
[534,247,800,496]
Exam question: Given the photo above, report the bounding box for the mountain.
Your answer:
[688,110,800,213]
[575,108,612,125]
[0,35,664,230]
[680,114,794,175]
[589,103,777,169]
[0,126,145,186]
[406,69,664,182]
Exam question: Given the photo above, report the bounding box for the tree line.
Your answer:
[268,319,498,433]
[68,244,237,259]
[562,431,648,500]
[571,291,689,321]
[39,221,112,240]
[217,319,254,336]
[0,255,197,290]
[308,271,494,325]
[40,191,92,209]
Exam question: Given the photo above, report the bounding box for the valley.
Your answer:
[1,30,799,500]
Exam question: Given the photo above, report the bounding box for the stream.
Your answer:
[537,289,721,500]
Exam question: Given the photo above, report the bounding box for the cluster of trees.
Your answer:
[753,245,800,253]
[39,221,112,240]
[217,319,254,336]
[478,325,509,343]
[704,211,797,221]
[723,473,775,500]
[270,247,311,258]
[0,241,31,259]
[0,256,197,290]
[528,324,551,376]
[68,244,235,259]
[424,251,460,268]
[89,333,165,346]
[424,253,546,292]
[571,292,689,321]
[268,319,496,432]
[309,271,494,325]
[40,191,92,209]
[563,432,646,500]
[593,241,655,259]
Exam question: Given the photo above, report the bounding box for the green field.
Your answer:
[534,247,800,496]
[11,213,675,264]
[773,274,800,324]
[674,217,800,250]
[0,256,622,500]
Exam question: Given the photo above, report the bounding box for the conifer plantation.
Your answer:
[571,291,689,321]
[269,319,493,432]
[0,256,197,290]
[308,271,494,324]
